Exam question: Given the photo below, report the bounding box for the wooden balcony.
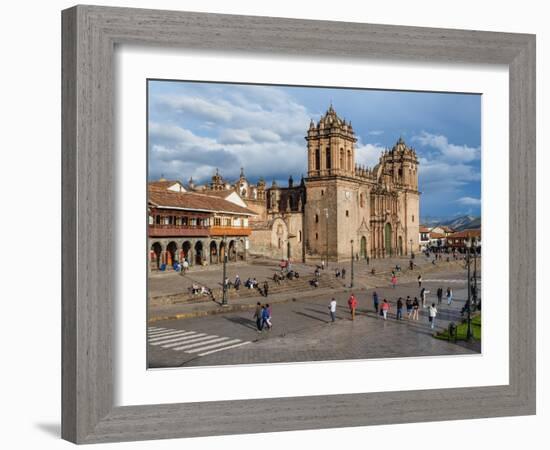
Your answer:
[209,226,252,237]
[148,225,210,238]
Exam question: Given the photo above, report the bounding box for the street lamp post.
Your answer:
[221,235,228,306]
[472,237,478,309]
[465,237,473,340]
[350,239,354,288]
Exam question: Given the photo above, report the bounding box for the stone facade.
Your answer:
[251,105,420,262]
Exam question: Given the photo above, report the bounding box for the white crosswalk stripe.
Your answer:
[148,331,196,342]
[172,337,229,351]
[186,339,242,354]
[147,327,253,357]
[149,330,181,337]
[159,334,214,348]
[155,333,209,347]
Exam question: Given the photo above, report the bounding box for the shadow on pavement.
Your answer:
[222,315,258,331]
[293,310,330,323]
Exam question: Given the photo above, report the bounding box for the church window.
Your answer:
[346,210,349,217]
[315,232,319,240]
[340,148,344,169]
[321,190,324,196]
[412,215,415,222]
[315,148,321,171]
[326,147,331,170]
[347,150,352,171]
[360,193,364,208]
[299,230,302,242]
[315,214,319,223]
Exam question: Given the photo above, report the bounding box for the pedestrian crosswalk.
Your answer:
[147,327,251,357]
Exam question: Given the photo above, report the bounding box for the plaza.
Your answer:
[147,255,481,368]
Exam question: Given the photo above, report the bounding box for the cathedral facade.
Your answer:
[168,105,420,263]
[250,105,421,262]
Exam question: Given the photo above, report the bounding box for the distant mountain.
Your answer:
[420,215,481,231]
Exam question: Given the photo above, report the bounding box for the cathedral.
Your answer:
[174,105,420,263]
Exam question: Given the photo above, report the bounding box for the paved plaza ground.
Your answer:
[147,255,481,368]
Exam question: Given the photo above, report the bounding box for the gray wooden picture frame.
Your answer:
[61,5,536,444]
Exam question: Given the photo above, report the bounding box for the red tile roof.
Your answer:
[148,180,185,190]
[448,229,481,239]
[148,188,256,216]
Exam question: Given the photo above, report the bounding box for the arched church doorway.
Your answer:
[360,236,367,258]
[384,223,393,257]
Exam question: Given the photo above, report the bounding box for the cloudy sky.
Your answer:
[148,80,481,219]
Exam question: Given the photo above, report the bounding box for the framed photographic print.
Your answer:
[62,5,536,444]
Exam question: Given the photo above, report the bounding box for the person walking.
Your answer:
[321,259,325,270]
[436,287,443,304]
[366,255,370,265]
[428,303,438,330]
[348,293,358,321]
[446,287,453,305]
[263,280,269,297]
[418,274,422,287]
[391,274,397,288]
[342,268,346,280]
[253,302,263,332]
[396,297,403,320]
[234,274,241,291]
[412,297,420,320]
[373,291,379,314]
[328,298,337,323]
[381,299,390,320]
[261,303,272,330]
[266,303,273,329]
[406,296,413,319]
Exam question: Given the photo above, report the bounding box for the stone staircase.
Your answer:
[149,273,346,306]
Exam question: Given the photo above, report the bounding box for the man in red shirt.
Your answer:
[348,293,358,321]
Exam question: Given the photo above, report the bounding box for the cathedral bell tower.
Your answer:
[306,104,357,178]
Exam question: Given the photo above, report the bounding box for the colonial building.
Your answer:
[446,229,482,251]
[300,105,420,261]
[148,186,256,271]
[150,105,421,264]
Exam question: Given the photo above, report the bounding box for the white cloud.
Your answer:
[156,95,233,122]
[457,196,481,206]
[368,130,384,136]
[355,141,385,168]
[412,131,480,163]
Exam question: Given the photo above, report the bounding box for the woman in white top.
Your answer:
[428,303,438,330]
[328,298,337,323]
